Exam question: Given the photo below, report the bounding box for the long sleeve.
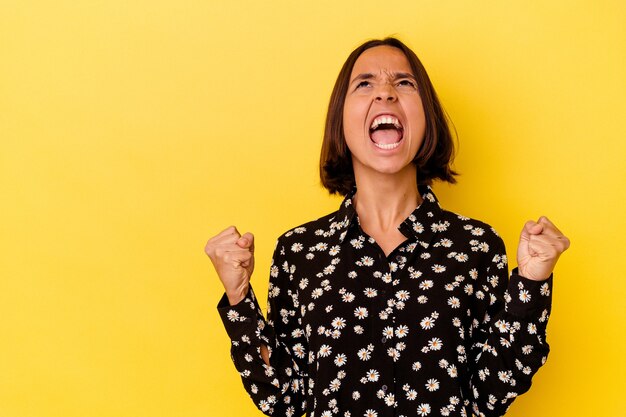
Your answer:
[218,238,308,417]
[467,234,552,416]
[216,187,553,416]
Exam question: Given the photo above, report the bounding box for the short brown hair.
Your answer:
[320,37,458,196]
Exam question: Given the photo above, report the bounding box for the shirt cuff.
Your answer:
[505,268,553,320]
[217,286,264,342]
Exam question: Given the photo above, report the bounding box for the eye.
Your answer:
[397,79,416,88]
[356,80,371,89]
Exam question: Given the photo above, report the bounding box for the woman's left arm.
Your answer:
[467,218,569,416]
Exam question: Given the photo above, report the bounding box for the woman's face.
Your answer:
[343,45,426,180]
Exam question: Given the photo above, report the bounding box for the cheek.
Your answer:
[342,103,361,138]
[406,103,427,138]
[343,98,369,130]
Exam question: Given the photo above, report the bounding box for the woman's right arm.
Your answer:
[207,228,308,417]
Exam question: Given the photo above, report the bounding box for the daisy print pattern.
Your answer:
[218,186,554,417]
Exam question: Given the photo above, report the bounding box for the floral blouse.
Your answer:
[218,186,552,417]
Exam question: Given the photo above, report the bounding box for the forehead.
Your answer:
[350,46,414,77]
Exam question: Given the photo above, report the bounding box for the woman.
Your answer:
[205,38,569,417]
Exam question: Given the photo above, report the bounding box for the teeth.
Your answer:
[370,115,402,130]
[373,141,401,150]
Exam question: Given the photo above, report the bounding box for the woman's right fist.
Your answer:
[205,226,255,305]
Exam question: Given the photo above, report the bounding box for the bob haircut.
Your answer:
[320,37,458,196]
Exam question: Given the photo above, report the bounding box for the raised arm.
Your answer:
[467,218,569,416]
[206,229,308,416]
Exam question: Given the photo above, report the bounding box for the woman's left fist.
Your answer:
[517,216,570,281]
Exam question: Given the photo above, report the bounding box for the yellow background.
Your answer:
[1,1,625,416]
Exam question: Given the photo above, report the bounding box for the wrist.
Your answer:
[226,285,249,305]
[516,267,551,282]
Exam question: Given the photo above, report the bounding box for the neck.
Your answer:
[353,167,422,232]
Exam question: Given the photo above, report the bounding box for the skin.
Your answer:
[205,226,254,306]
[343,46,426,181]
[517,216,570,280]
[342,46,426,255]
[205,45,570,366]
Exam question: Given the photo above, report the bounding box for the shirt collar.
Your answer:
[334,185,442,249]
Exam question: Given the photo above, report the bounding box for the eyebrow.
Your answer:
[350,72,417,85]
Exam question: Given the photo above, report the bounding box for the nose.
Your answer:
[375,83,397,102]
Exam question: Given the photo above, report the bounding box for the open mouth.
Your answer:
[369,115,404,150]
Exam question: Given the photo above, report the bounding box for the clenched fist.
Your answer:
[205,226,255,305]
[517,216,570,281]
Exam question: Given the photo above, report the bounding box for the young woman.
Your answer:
[205,38,569,417]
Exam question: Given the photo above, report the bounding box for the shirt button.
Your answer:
[381,337,387,343]
[395,255,403,262]
[382,385,388,392]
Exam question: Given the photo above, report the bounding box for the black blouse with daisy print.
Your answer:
[218,186,552,417]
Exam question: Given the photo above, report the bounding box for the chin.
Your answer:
[362,160,417,178]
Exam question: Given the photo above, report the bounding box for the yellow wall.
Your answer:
[1,1,624,416]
